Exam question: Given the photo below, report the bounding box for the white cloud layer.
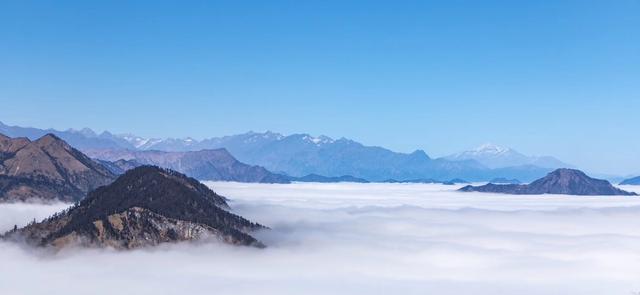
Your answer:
[1,182,640,295]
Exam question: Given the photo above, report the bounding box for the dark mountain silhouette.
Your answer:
[620,176,640,185]
[0,133,116,202]
[460,169,636,196]
[3,166,265,249]
[85,148,290,183]
[291,174,369,183]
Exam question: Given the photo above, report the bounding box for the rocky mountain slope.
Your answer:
[85,148,290,183]
[460,169,636,196]
[0,133,116,202]
[2,166,265,249]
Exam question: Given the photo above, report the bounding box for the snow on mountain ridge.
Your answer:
[445,143,570,169]
[472,143,512,155]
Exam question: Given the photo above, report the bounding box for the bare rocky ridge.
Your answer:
[460,168,637,196]
[0,133,116,202]
[2,166,265,249]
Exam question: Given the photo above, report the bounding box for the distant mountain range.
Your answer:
[620,176,640,185]
[0,121,572,182]
[85,148,291,184]
[445,143,571,169]
[291,174,369,183]
[0,133,115,202]
[460,169,636,196]
[489,177,521,184]
[3,166,265,249]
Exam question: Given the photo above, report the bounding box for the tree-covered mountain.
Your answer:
[2,166,265,249]
[0,133,116,202]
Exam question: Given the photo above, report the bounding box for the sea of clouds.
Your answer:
[1,183,640,295]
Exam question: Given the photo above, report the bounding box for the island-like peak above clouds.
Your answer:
[460,168,637,196]
[444,143,571,169]
[2,166,266,250]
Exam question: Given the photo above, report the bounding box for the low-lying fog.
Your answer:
[2,183,640,295]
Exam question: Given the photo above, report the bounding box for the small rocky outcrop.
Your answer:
[460,168,636,196]
[2,166,265,249]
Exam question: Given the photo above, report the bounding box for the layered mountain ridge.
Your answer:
[0,121,571,182]
[85,148,290,183]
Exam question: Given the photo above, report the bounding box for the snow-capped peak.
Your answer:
[302,135,334,145]
[472,143,512,155]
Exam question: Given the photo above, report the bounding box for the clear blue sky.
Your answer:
[0,1,638,175]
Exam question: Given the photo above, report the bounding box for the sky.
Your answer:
[0,1,638,175]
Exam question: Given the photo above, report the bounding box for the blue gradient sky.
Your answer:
[0,1,638,175]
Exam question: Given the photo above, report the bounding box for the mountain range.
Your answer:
[2,166,265,249]
[0,121,572,182]
[0,133,115,202]
[85,148,290,183]
[460,169,636,196]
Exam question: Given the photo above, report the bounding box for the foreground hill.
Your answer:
[620,176,640,185]
[2,166,265,249]
[460,169,636,196]
[0,133,115,202]
[85,148,290,183]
